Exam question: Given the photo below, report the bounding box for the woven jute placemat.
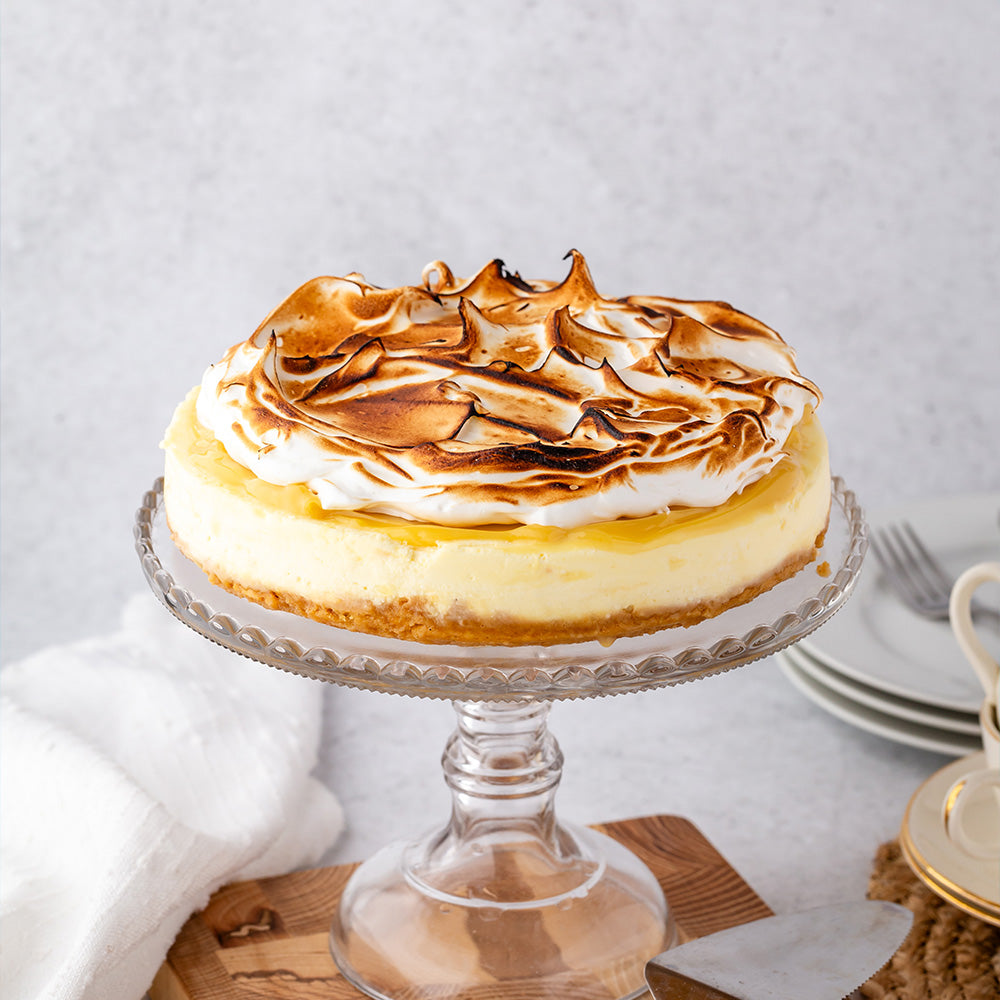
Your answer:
[861,840,1000,999]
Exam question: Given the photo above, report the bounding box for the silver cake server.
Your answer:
[645,899,912,1000]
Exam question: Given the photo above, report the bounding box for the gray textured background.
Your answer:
[3,1,999,918]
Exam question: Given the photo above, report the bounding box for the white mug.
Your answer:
[948,560,1000,701]
[942,561,1000,859]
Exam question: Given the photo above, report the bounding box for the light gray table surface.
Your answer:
[3,0,999,924]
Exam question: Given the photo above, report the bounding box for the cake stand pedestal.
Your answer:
[331,698,670,999]
[135,477,866,1000]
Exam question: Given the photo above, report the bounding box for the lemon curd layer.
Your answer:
[163,389,831,645]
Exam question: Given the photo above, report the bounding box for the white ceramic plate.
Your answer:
[799,492,1000,713]
[776,651,983,757]
[782,643,981,736]
[900,752,1000,925]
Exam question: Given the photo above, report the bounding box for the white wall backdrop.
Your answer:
[3,0,998,660]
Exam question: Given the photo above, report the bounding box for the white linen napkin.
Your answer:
[0,595,344,1000]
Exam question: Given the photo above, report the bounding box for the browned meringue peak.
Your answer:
[198,252,821,527]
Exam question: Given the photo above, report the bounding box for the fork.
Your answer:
[870,522,1000,629]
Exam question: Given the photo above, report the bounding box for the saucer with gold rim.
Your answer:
[899,751,1000,926]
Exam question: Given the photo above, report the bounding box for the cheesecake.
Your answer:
[163,252,829,646]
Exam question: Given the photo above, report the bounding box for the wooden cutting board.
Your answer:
[150,814,772,1000]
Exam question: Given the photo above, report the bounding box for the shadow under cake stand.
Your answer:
[135,476,866,1000]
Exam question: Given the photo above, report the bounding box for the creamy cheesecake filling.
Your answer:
[164,389,831,646]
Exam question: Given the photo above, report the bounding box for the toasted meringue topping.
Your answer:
[196,252,820,527]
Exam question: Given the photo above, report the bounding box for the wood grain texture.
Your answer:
[149,814,771,1000]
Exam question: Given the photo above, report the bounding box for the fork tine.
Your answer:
[885,522,942,607]
[870,528,925,610]
[899,522,953,591]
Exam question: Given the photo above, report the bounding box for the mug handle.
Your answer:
[942,767,1000,860]
[949,561,1000,699]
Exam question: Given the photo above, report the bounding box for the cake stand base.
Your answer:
[329,700,675,1000]
[330,827,672,1000]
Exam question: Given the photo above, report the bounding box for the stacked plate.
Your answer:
[777,492,1000,757]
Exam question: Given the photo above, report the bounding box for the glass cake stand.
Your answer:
[135,477,866,1000]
